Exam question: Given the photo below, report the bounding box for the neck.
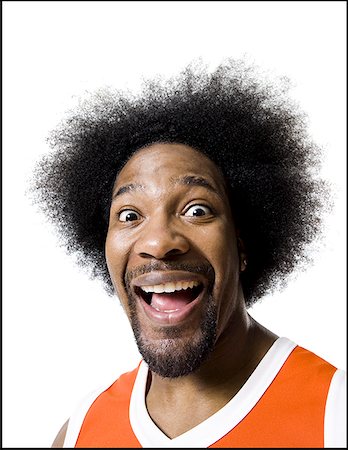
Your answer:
[148,312,275,393]
[145,296,277,438]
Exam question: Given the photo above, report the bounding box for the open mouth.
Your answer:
[134,280,204,313]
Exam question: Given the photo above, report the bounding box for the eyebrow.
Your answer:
[172,175,220,196]
[113,183,144,198]
[113,176,221,199]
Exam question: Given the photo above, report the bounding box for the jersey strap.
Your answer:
[74,366,141,448]
[212,346,337,448]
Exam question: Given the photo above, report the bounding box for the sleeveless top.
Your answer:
[63,337,346,448]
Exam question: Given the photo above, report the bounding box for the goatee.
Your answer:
[125,261,217,378]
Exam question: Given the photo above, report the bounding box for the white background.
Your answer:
[2,1,346,447]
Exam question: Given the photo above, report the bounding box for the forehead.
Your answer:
[114,143,226,191]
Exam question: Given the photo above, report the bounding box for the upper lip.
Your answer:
[131,271,207,288]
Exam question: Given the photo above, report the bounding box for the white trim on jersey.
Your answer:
[63,379,116,448]
[63,337,346,448]
[324,369,347,448]
[129,337,297,448]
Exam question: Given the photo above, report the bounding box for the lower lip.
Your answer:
[139,290,205,326]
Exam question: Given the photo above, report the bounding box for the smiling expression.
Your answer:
[105,143,245,377]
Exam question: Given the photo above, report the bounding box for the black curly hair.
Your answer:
[29,59,329,307]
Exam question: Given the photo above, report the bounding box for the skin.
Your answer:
[52,143,277,445]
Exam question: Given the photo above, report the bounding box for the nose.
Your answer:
[133,214,190,260]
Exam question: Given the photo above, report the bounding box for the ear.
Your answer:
[236,231,247,273]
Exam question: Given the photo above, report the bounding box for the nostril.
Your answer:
[138,252,156,259]
[138,248,187,260]
[166,248,186,257]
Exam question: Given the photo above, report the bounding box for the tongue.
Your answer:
[151,290,194,312]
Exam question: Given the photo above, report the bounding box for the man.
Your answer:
[31,60,345,447]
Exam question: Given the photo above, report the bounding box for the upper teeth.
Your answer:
[141,280,200,293]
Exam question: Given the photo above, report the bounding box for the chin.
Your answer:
[129,293,218,378]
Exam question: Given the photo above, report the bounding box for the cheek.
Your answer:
[202,221,239,275]
[105,230,130,290]
[203,221,240,313]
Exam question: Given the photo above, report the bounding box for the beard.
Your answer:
[125,261,217,378]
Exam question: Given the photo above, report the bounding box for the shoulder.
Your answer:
[325,369,347,447]
[284,340,346,446]
[286,341,338,377]
[63,364,142,447]
[51,420,69,448]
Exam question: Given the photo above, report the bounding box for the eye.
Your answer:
[118,209,141,222]
[183,204,212,217]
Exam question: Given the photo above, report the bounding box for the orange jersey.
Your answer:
[64,338,346,448]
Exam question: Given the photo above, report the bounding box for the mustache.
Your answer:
[124,260,215,288]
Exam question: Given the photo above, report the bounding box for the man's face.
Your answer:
[106,143,244,377]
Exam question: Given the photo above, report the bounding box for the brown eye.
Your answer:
[118,210,141,222]
[184,205,212,217]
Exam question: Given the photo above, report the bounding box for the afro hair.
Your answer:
[29,59,330,307]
